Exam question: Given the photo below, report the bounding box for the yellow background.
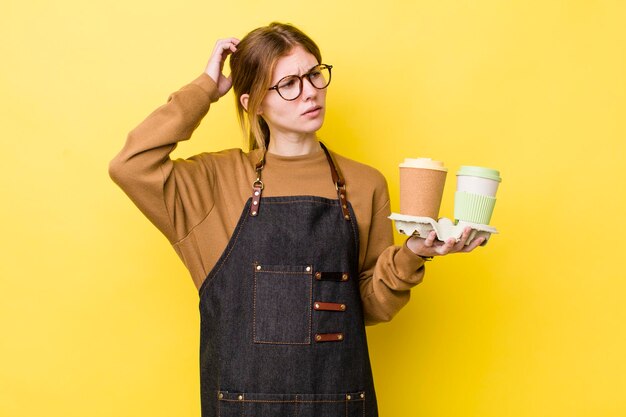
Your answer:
[2,0,625,416]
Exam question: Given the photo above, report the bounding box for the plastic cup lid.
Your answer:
[399,158,448,172]
[456,166,501,182]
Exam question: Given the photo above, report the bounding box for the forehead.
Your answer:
[271,46,319,82]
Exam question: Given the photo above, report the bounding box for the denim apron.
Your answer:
[198,143,378,417]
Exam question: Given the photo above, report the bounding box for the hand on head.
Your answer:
[205,38,240,97]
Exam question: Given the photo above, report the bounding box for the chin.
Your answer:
[307,117,325,132]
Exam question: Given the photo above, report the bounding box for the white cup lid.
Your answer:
[399,158,448,172]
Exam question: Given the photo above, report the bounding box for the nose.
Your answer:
[300,76,318,100]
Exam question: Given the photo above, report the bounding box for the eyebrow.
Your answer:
[274,64,321,81]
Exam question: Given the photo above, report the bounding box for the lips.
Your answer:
[302,105,322,116]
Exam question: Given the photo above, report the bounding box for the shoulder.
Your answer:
[329,149,390,214]
[170,148,259,189]
[330,150,389,192]
[188,148,261,169]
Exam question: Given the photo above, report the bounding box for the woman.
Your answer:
[110,22,483,417]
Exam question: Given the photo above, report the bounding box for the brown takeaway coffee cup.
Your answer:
[399,158,448,219]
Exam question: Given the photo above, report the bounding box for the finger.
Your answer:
[222,39,240,53]
[229,38,240,50]
[211,38,239,61]
[215,37,240,49]
[454,228,471,250]
[459,226,471,244]
[423,231,437,248]
[205,38,240,82]
[436,237,456,255]
[218,41,238,60]
[461,236,485,252]
[447,227,472,252]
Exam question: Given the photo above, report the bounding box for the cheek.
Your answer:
[259,95,288,117]
[263,100,297,121]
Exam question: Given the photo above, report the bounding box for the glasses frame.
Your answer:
[268,64,333,101]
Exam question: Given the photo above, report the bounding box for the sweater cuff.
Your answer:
[188,73,221,103]
[397,240,427,272]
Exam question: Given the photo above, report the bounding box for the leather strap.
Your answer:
[313,301,347,312]
[314,332,344,342]
[249,154,265,217]
[314,271,350,282]
[319,142,351,221]
[249,143,350,220]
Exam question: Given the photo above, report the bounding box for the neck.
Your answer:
[267,132,320,156]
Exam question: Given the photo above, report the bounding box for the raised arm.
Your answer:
[109,38,239,242]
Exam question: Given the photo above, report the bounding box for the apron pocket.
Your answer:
[253,263,313,344]
[217,391,366,417]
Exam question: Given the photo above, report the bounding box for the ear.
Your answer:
[240,94,250,112]
[240,94,264,115]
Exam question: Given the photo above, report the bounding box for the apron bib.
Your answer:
[198,144,378,417]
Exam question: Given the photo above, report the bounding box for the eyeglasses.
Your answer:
[268,64,333,101]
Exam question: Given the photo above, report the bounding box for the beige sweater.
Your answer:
[109,73,426,324]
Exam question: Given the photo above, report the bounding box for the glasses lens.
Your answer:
[309,65,331,89]
[276,76,301,100]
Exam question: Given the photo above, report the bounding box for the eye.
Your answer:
[278,77,298,89]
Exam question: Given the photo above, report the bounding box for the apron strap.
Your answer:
[249,143,351,221]
[249,153,265,217]
[319,142,351,221]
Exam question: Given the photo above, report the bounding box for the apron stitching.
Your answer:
[359,392,366,417]
[307,271,313,345]
[221,398,353,403]
[294,394,299,417]
[263,199,337,206]
[201,206,250,295]
[252,267,258,344]
[348,205,360,266]
[252,267,313,345]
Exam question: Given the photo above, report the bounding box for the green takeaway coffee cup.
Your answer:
[454,166,502,225]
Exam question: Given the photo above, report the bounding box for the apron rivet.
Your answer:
[238,395,243,401]
[251,211,257,216]
[342,273,349,281]
[340,304,346,311]
[360,393,365,399]
[315,335,322,341]
[256,265,262,271]
[346,394,352,400]
[305,266,311,272]
[218,392,223,399]
[337,334,343,340]
[344,215,350,220]
[314,303,320,309]
[253,201,258,205]
[315,272,321,279]
[254,191,259,196]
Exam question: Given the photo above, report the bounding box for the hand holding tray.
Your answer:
[389,213,498,246]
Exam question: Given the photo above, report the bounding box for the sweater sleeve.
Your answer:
[109,73,220,243]
[359,184,426,325]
